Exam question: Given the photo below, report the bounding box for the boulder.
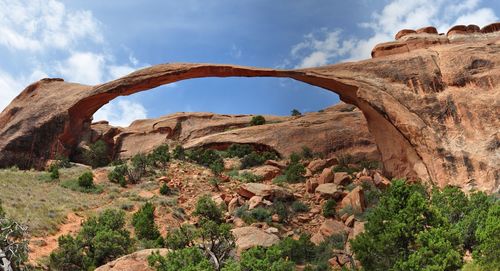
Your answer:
[318,168,334,184]
[395,29,416,40]
[334,172,351,185]
[237,183,293,201]
[341,186,366,213]
[306,178,319,193]
[318,219,351,242]
[232,226,280,255]
[248,196,263,210]
[307,158,336,173]
[95,249,169,271]
[315,183,343,199]
[416,26,438,35]
[240,165,281,180]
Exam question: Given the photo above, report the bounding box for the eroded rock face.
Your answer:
[95,103,378,160]
[1,23,499,192]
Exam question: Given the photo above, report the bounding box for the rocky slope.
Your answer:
[1,23,499,192]
[87,103,379,162]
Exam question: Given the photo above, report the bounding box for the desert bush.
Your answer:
[322,199,337,218]
[283,162,305,183]
[159,183,172,195]
[291,109,302,116]
[108,164,128,186]
[49,164,60,180]
[149,144,170,171]
[172,145,185,160]
[83,140,110,168]
[50,209,133,270]
[291,201,309,213]
[193,195,224,223]
[240,152,266,169]
[78,171,94,188]
[153,196,235,271]
[227,144,253,158]
[188,148,224,175]
[301,146,313,159]
[250,115,266,126]
[132,202,161,241]
[349,180,500,271]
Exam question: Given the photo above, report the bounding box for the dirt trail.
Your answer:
[28,212,84,263]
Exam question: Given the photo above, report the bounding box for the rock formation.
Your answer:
[88,103,378,161]
[0,23,499,192]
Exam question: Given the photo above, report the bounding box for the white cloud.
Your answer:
[56,52,106,85]
[0,0,102,52]
[288,0,498,67]
[93,99,148,127]
[0,70,23,111]
[0,0,149,126]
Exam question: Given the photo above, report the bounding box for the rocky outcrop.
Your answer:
[94,103,378,160]
[95,249,169,271]
[1,23,499,192]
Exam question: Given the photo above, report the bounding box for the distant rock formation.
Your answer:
[87,103,378,162]
[1,23,499,192]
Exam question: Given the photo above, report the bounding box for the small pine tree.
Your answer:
[132,202,161,241]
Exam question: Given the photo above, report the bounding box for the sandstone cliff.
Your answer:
[87,103,379,161]
[1,23,499,192]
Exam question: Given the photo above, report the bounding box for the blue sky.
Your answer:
[0,0,498,126]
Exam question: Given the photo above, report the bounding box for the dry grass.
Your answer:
[0,166,106,236]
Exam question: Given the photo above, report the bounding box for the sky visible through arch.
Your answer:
[0,0,498,126]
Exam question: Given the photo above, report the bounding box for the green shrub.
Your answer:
[322,199,337,218]
[154,196,235,271]
[60,179,103,194]
[240,152,263,169]
[54,154,72,168]
[83,140,110,168]
[473,203,500,269]
[301,146,313,159]
[159,183,172,195]
[129,153,152,183]
[49,164,60,180]
[227,144,254,158]
[108,165,128,185]
[291,109,302,116]
[172,145,185,160]
[188,148,224,175]
[78,171,94,188]
[238,246,295,271]
[132,202,161,241]
[148,247,214,271]
[284,162,305,183]
[249,207,272,223]
[50,209,132,270]
[193,195,224,223]
[237,172,262,183]
[291,201,309,213]
[250,115,266,126]
[149,144,170,170]
[164,224,197,250]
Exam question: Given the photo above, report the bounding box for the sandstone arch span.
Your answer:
[1,26,499,192]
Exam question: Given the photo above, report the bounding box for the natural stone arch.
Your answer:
[1,26,499,192]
